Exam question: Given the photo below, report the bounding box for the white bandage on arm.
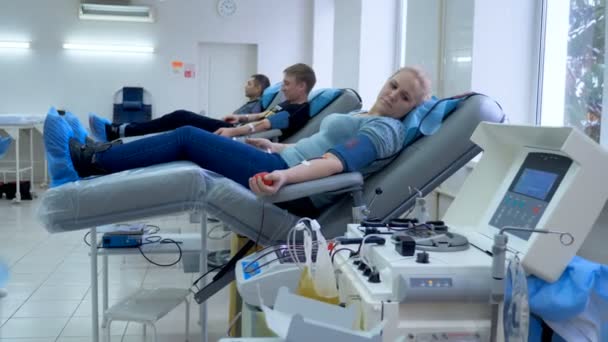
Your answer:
[247,123,255,133]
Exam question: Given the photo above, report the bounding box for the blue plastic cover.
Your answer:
[308,88,344,117]
[0,136,12,159]
[528,256,607,320]
[0,262,6,288]
[261,82,282,110]
[527,256,607,340]
[43,107,79,187]
[64,112,88,144]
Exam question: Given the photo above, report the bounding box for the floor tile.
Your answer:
[56,337,121,342]
[60,317,127,337]
[0,317,69,338]
[30,284,89,301]
[13,300,80,318]
[0,299,26,318]
[0,199,230,341]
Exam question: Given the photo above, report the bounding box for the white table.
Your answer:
[89,229,208,342]
[0,114,46,201]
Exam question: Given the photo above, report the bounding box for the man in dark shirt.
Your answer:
[232,74,271,114]
[90,64,315,142]
[216,63,314,141]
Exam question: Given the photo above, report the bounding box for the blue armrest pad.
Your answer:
[308,88,344,117]
[267,111,290,130]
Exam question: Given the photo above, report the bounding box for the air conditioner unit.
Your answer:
[79,3,155,23]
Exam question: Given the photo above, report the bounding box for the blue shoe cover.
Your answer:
[0,136,12,159]
[44,107,79,187]
[64,112,88,144]
[88,113,111,142]
[0,262,7,288]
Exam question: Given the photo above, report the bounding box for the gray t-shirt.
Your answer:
[279,112,405,176]
[233,99,262,114]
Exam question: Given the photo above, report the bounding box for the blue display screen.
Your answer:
[513,168,558,201]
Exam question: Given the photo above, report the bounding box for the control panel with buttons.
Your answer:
[489,152,572,241]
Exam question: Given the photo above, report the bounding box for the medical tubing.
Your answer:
[207,224,231,240]
[360,234,386,270]
[287,218,313,270]
[244,253,307,274]
[242,242,322,274]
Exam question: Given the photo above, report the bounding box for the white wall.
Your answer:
[332,0,361,91]
[0,0,313,182]
[332,0,398,108]
[404,0,441,94]
[471,0,541,124]
[313,0,335,89]
[442,0,474,96]
[358,0,398,109]
[403,0,474,97]
[0,0,313,119]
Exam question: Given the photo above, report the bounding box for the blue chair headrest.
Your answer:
[308,88,344,117]
[0,135,12,159]
[122,87,143,110]
[401,95,463,146]
[261,82,282,110]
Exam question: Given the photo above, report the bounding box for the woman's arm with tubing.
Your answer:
[245,137,294,153]
[249,153,343,195]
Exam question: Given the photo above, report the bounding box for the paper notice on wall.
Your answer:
[171,60,184,74]
[184,63,196,79]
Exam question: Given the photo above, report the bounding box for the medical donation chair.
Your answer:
[248,87,362,141]
[37,94,505,342]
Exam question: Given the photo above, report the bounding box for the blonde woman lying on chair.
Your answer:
[44,67,431,215]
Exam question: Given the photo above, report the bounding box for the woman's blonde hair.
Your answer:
[391,66,432,104]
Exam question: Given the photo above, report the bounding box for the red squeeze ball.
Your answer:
[255,172,274,186]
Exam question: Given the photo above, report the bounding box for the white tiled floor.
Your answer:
[0,193,231,341]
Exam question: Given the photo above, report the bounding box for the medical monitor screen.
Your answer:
[512,168,558,201]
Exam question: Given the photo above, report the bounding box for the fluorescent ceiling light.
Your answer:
[63,43,154,53]
[0,41,31,49]
[454,56,472,63]
[79,3,154,23]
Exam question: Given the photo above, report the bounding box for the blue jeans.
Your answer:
[94,126,289,188]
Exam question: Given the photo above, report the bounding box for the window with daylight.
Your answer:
[541,0,607,145]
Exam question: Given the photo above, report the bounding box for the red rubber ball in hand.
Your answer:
[255,172,274,186]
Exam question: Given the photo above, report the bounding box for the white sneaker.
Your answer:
[0,288,7,298]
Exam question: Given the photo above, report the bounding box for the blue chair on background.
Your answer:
[113,87,152,124]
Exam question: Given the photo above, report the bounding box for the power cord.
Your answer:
[330,247,354,264]
[137,236,183,267]
[83,225,183,267]
[82,230,101,248]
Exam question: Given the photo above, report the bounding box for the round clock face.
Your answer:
[217,0,237,17]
